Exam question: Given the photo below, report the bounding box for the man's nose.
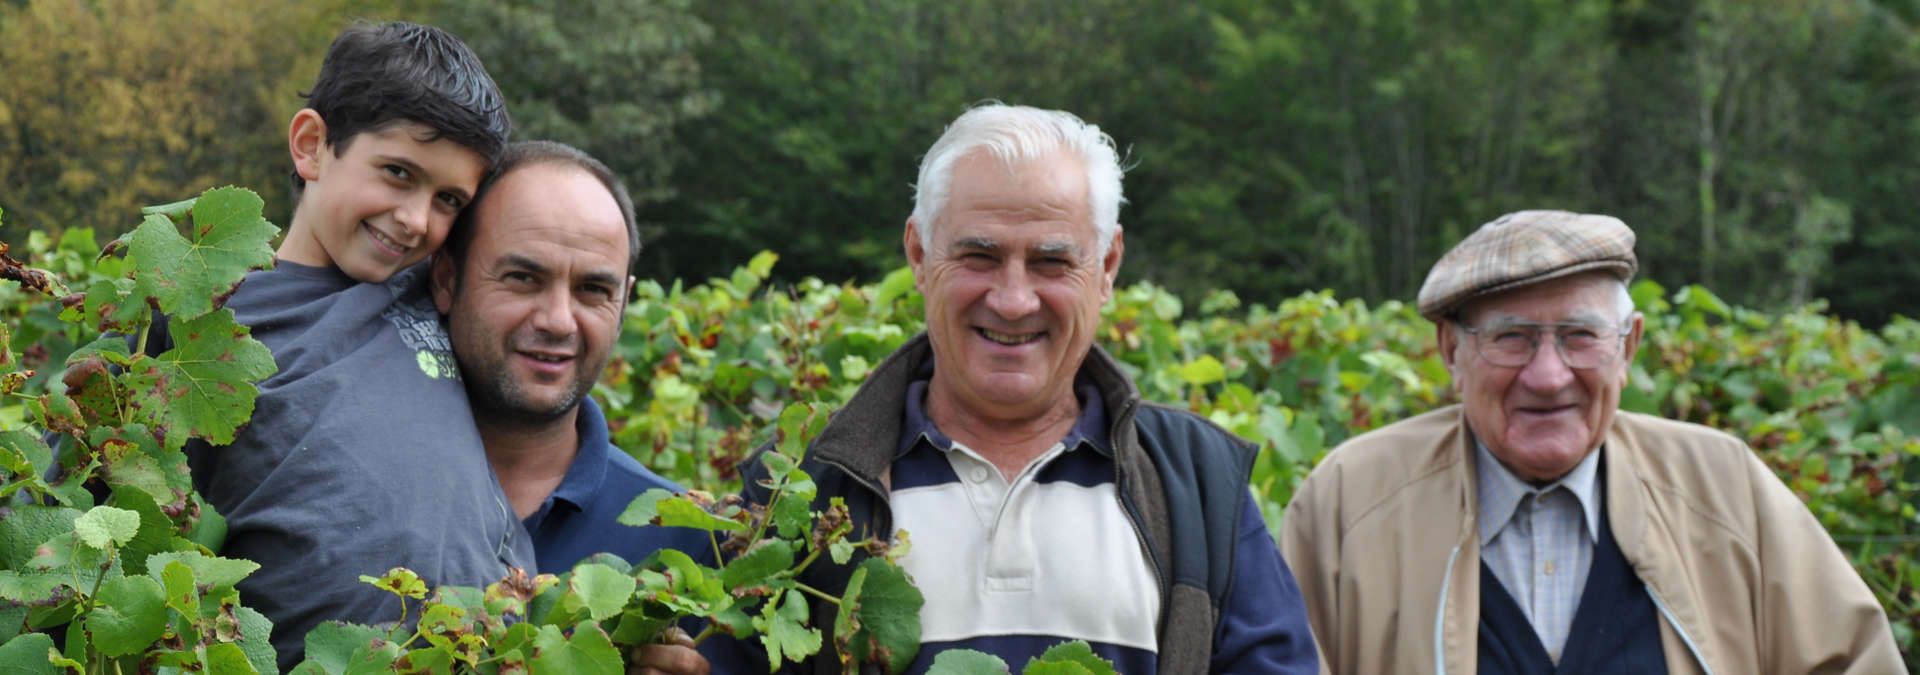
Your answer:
[1516,338,1576,391]
[529,286,579,337]
[984,266,1041,319]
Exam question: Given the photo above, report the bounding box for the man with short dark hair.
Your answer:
[431,140,708,675]
[1280,210,1901,673]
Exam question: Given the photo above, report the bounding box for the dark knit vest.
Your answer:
[1477,491,1668,674]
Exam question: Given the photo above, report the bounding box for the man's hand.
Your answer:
[627,627,710,675]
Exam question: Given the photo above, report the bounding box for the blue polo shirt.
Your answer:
[521,397,709,573]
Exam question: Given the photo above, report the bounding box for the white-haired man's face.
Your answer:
[906,149,1122,423]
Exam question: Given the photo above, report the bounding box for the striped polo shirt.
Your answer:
[891,376,1161,673]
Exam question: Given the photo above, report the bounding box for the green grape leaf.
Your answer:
[873,266,917,310]
[0,431,53,502]
[0,430,52,477]
[143,551,258,591]
[754,590,822,669]
[73,505,140,549]
[556,563,637,623]
[66,335,132,368]
[78,278,147,334]
[772,484,815,539]
[629,490,748,533]
[398,646,453,673]
[125,309,274,452]
[201,641,257,674]
[833,558,923,673]
[0,506,82,569]
[722,539,796,591]
[1026,641,1117,674]
[128,186,278,320]
[233,606,277,675]
[185,493,227,551]
[342,635,403,674]
[1177,355,1227,386]
[105,486,177,574]
[141,196,198,220]
[829,538,857,565]
[747,250,780,280]
[927,648,1011,675]
[0,633,59,675]
[85,575,168,657]
[159,561,198,616]
[360,568,428,600]
[529,623,621,675]
[616,489,672,527]
[302,621,389,674]
[608,603,679,645]
[0,570,66,605]
[28,532,108,572]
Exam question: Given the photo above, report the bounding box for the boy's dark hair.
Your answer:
[292,21,510,195]
[444,140,642,279]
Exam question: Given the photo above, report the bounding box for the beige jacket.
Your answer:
[1280,405,1902,674]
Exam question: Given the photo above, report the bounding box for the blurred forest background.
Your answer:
[3,0,1917,324]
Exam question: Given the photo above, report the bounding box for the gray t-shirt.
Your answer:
[166,261,533,670]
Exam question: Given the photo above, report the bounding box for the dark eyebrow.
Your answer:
[579,270,624,290]
[499,254,550,277]
[376,154,473,203]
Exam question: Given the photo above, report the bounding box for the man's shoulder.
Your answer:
[1132,401,1256,455]
[1320,405,1464,471]
[1609,410,1765,503]
[598,443,685,495]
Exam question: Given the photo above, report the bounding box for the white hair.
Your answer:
[910,103,1126,256]
[1612,279,1636,323]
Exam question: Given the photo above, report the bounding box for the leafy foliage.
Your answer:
[287,405,926,674]
[4,183,1916,670]
[0,190,280,672]
[601,253,1920,667]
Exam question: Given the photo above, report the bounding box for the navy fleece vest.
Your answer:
[1478,495,1667,674]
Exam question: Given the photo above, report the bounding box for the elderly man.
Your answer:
[431,140,708,674]
[1279,211,1901,674]
[711,104,1320,674]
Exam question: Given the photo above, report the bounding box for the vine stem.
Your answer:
[689,623,720,647]
[793,582,839,606]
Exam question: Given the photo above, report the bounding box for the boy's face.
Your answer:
[283,116,486,283]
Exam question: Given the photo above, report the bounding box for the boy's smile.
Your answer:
[279,114,486,283]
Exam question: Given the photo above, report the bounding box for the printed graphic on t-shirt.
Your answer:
[381,267,461,380]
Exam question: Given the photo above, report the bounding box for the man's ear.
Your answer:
[1437,320,1461,383]
[288,108,329,183]
[430,253,458,315]
[1100,229,1125,300]
[1618,311,1645,380]
[904,217,927,291]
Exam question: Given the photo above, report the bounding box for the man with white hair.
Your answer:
[710,103,1320,673]
[1280,211,1900,673]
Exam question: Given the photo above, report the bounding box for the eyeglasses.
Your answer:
[1456,321,1630,369]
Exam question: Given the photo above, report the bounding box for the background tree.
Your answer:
[0,0,392,243]
[433,0,716,256]
[3,0,1917,323]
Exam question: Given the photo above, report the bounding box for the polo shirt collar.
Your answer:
[1474,437,1603,547]
[546,397,613,512]
[895,362,1111,459]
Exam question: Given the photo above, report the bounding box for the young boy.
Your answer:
[156,21,534,669]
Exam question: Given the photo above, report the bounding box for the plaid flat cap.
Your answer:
[1416,210,1637,320]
